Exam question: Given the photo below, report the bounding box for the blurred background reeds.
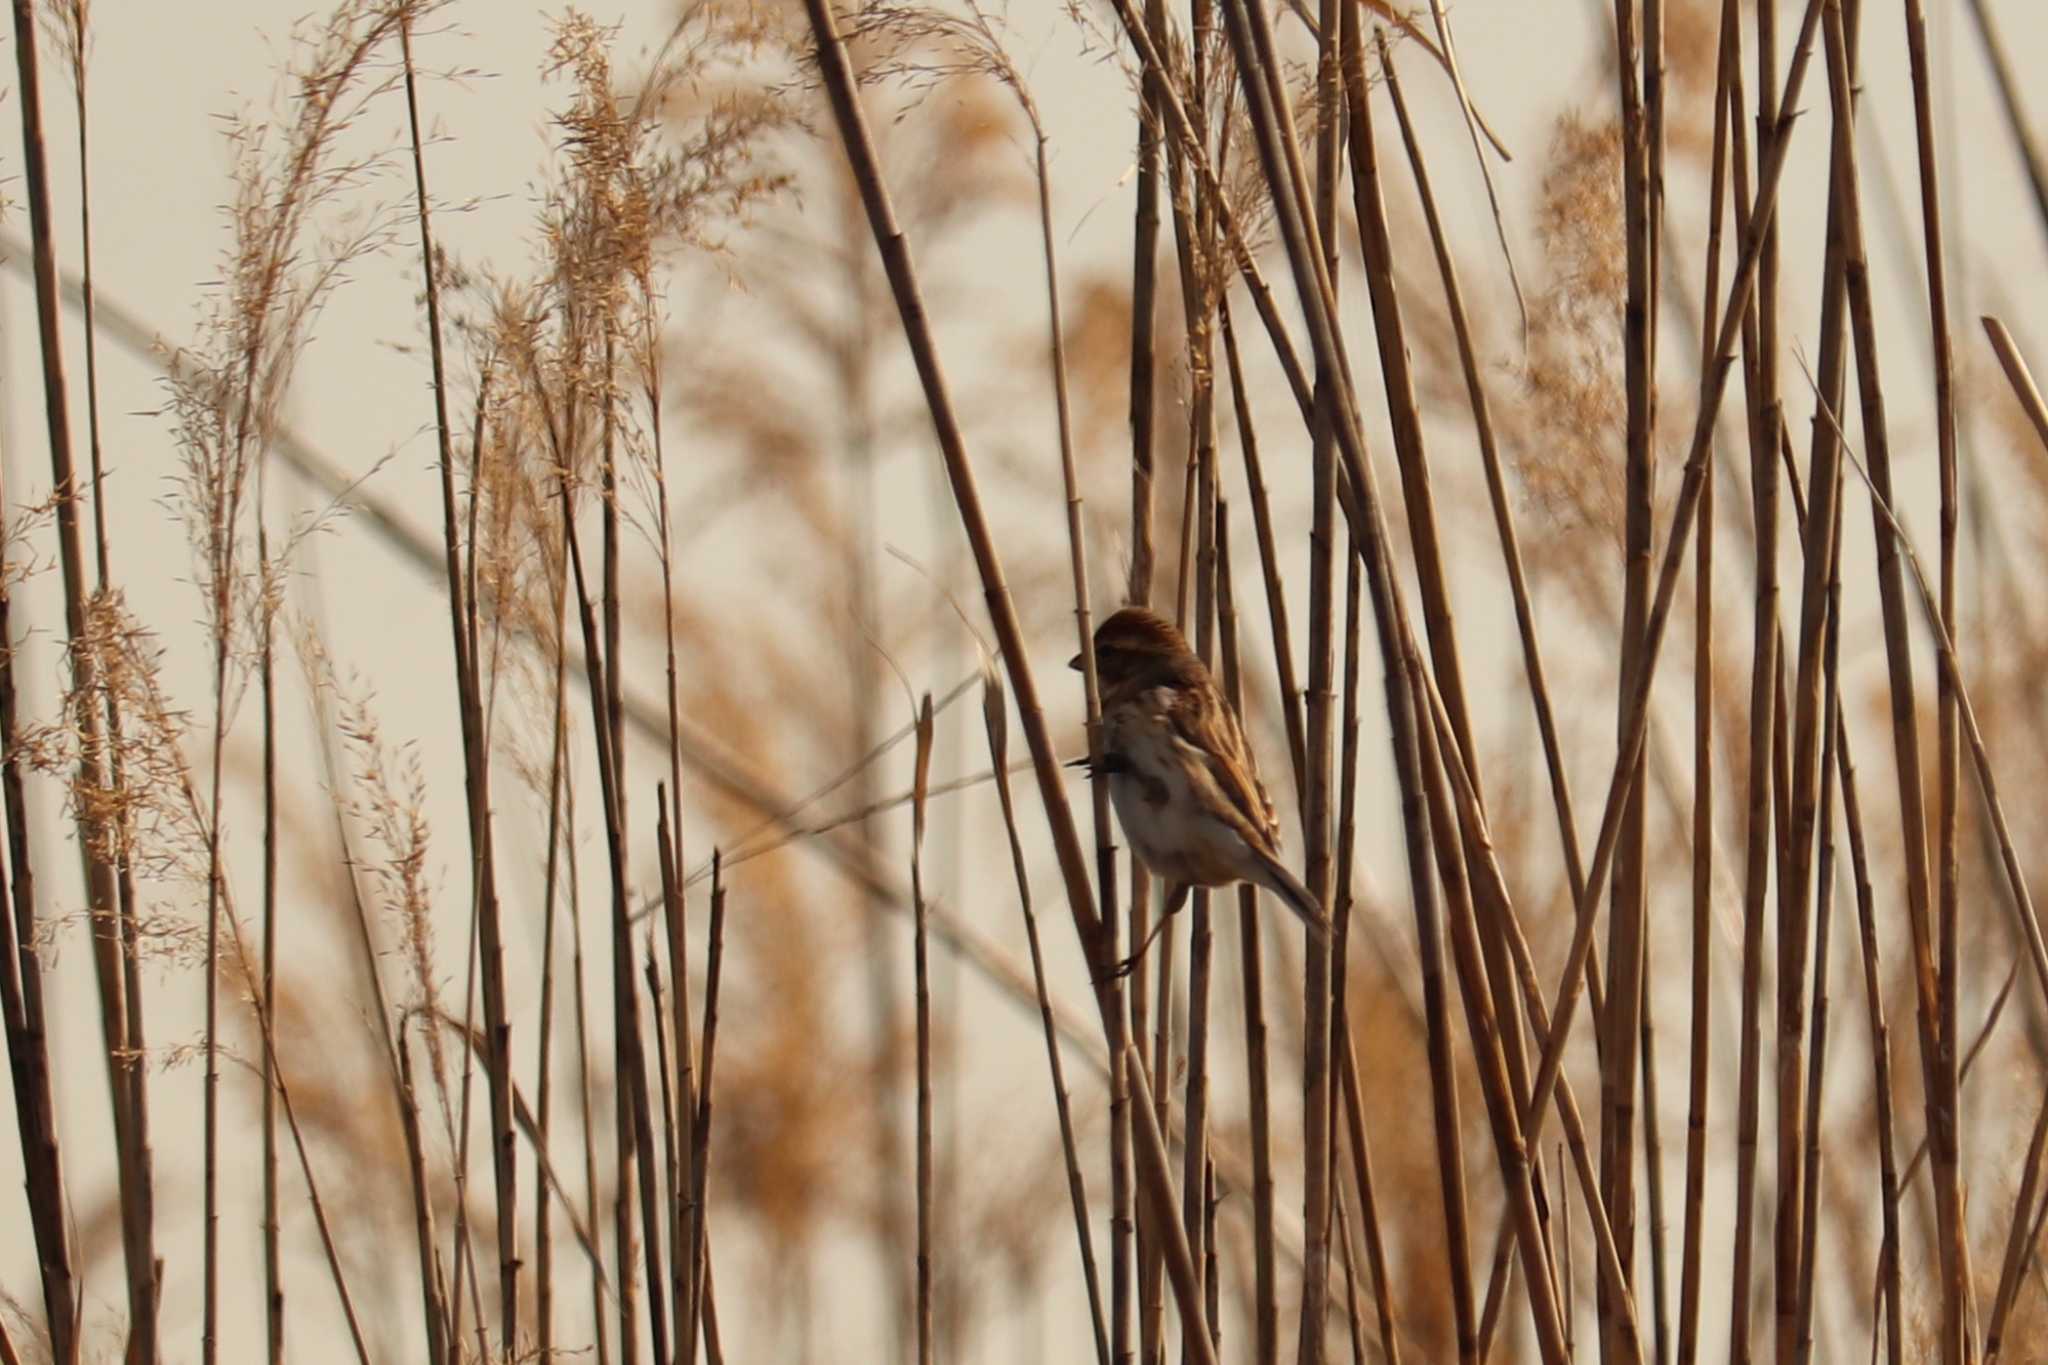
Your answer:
[4,0,2048,1361]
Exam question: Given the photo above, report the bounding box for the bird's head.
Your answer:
[1068,606,1194,690]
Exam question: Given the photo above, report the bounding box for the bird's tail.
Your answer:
[1251,853,1331,942]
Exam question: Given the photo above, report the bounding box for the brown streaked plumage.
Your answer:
[1071,607,1325,967]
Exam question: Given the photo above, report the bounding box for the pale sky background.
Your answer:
[3,1,2048,1361]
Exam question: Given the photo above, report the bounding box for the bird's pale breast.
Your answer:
[1104,692,1256,888]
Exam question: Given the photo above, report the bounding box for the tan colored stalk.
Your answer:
[1819,7,1968,1354]
[1009,52,1118,1364]
[982,671,1109,1365]
[1218,302,1306,800]
[1839,686,1902,1363]
[1510,0,1830,1194]
[1671,8,1735,1359]
[398,19,519,1355]
[643,945,680,1358]
[1341,26,1564,1340]
[1790,492,1846,1365]
[911,695,936,1365]
[1898,0,1967,1348]
[54,5,161,1349]
[7,4,131,1359]
[1603,0,1660,1355]
[1126,1047,1223,1365]
[688,856,730,1364]
[1217,520,1279,1365]
[396,1025,453,1365]
[1414,660,1651,1361]
[1408,661,1569,1364]
[1127,0,1162,613]
[1176,20,1225,1348]
[564,768,611,1365]
[536,553,571,1365]
[656,801,693,1365]
[1982,320,2048,453]
[0,458,75,1365]
[1726,19,1781,1362]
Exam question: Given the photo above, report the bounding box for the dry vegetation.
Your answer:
[4,0,2048,1362]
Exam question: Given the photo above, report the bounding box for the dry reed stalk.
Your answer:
[799,0,1101,967]
[1817,385,2048,1357]
[1604,0,1660,1356]
[636,104,697,1356]
[1197,26,1575,1355]
[0,472,74,1365]
[1511,0,1828,1202]
[1129,0,1163,613]
[397,1022,454,1365]
[1215,520,1278,1365]
[1143,881,1176,1365]
[448,751,488,1360]
[536,567,571,1363]
[1385,41,1661,1346]
[1332,1185,1362,1365]
[260,530,280,1365]
[655,806,696,1358]
[1203,1159,1220,1357]
[1670,14,1733,1365]
[1294,1,1342,1354]
[1839,682,1902,1363]
[549,431,643,1362]
[800,7,1254,1353]
[643,943,680,1361]
[982,668,1109,1364]
[398,18,520,1355]
[1982,320,2048,454]
[1119,15,1163,1339]
[1369,612,1474,1359]
[1342,25,1572,1344]
[1897,0,1967,1349]
[1777,7,1859,1362]
[911,694,936,1365]
[563,765,610,1365]
[7,4,134,1359]
[688,854,729,1364]
[1790,512,1845,1365]
[1402,640,1643,1358]
[658,800,696,1365]
[1318,552,1403,1365]
[1125,1048,1223,1365]
[1335,1030,1400,1365]
[1817,6,1969,1355]
[1725,14,1780,1361]
[1007,42,1118,1357]
[50,4,162,1350]
[1376,30,1589,916]
[1327,534,1363,1339]
[1218,302,1305,801]
[1181,733,1216,1354]
[629,968,670,1365]
[1178,32,1225,1343]
[1407,662,1570,1365]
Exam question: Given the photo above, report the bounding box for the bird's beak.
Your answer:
[1067,651,1084,672]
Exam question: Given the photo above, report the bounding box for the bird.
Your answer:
[1069,606,1327,976]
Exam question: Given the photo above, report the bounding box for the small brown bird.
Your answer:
[1071,606,1327,972]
